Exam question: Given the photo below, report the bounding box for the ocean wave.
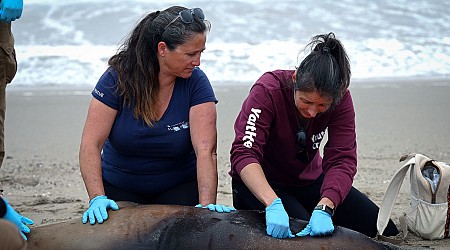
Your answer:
[10,0,450,88]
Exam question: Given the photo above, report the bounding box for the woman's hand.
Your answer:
[195,204,236,213]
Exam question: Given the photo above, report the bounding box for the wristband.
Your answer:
[314,204,334,216]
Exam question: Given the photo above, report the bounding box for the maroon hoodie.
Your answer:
[229,70,357,207]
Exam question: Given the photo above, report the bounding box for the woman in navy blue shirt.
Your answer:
[80,6,233,225]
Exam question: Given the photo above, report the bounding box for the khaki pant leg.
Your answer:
[0,21,17,193]
[0,82,6,169]
[0,219,27,250]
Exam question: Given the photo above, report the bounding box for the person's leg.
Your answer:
[0,21,17,194]
[285,175,398,237]
[267,175,326,221]
[103,179,151,204]
[104,177,199,206]
[0,219,27,250]
[332,187,399,237]
[232,179,265,211]
[152,178,199,206]
[232,179,311,219]
[274,190,311,220]
[0,83,5,170]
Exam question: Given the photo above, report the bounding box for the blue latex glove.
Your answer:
[297,209,334,237]
[82,195,119,225]
[0,0,23,22]
[265,198,295,239]
[3,198,34,240]
[195,203,236,213]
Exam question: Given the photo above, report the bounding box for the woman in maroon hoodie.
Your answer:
[229,33,398,239]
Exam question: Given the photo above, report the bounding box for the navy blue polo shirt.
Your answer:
[92,67,217,194]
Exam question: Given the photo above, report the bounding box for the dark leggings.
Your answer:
[232,175,399,238]
[103,178,199,206]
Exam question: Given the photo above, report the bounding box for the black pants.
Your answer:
[103,178,199,206]
[232,175,399,237]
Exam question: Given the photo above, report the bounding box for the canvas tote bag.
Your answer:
[377,153,450,240]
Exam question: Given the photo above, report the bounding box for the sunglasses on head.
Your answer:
[295,127,309,163]
[164,8,205,31]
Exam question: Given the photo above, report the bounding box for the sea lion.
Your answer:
[27,202,404,249]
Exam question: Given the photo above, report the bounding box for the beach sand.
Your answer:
[1,80,450,249]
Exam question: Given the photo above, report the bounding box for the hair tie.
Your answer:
[155,10,160,16]
[322,46,330,52]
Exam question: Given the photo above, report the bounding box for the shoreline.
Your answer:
[5,75,450,93]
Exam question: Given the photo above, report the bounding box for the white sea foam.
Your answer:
[9,0,450,89]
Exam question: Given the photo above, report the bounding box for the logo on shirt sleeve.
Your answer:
[93,88,104,98]
[242,108,261,148]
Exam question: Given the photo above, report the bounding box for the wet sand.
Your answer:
[1,79,450,249]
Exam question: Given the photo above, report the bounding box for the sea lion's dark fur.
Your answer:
[27,202,404,249]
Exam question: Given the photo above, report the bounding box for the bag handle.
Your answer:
[376,154,415,242]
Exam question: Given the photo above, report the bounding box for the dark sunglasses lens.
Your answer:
[193,8,205,20]
[179,10,195,23]
[295,128,308,162]
[296,131,306,146]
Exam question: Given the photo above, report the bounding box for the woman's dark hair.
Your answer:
[294,32,351,107]
[108,6,211,126]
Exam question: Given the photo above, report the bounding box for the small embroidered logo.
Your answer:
[168,121,189,132]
